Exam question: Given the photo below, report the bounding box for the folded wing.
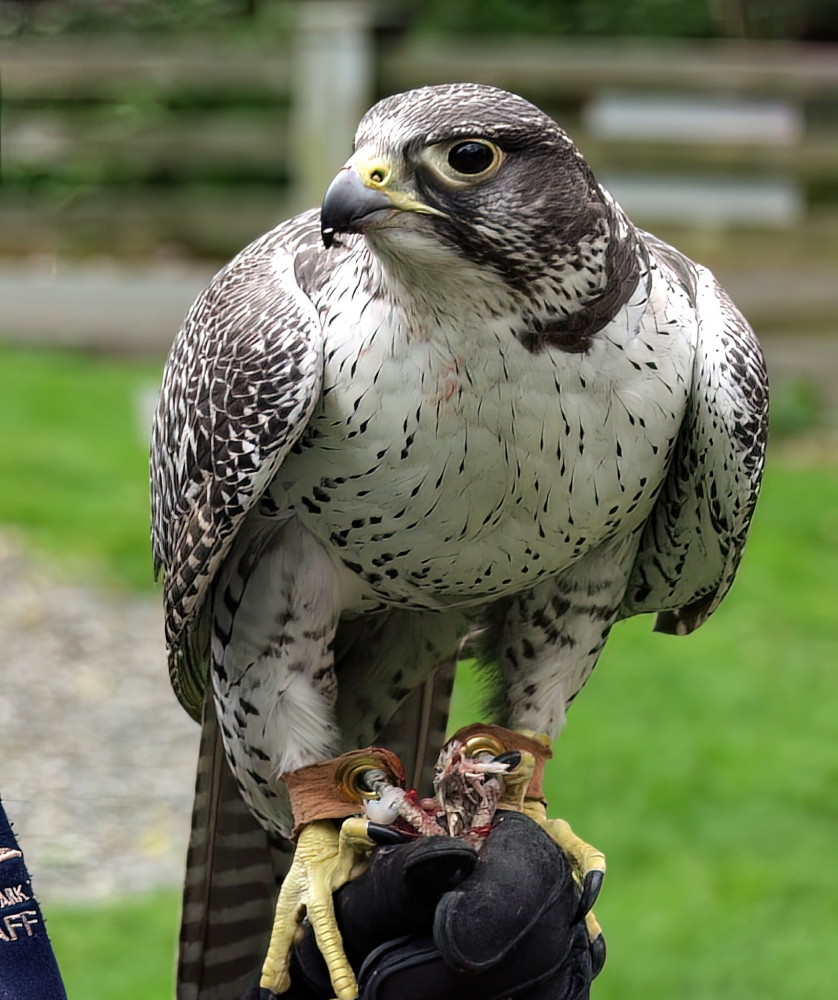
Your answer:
[151,216,325,718]
[620,240,769,634]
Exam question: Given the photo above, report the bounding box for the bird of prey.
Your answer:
[151,83,767,999]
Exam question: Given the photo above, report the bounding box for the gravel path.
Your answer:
[0,533,199,902]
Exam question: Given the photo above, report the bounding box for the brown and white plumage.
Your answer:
[151,218,325,718]
[151,84,768,998]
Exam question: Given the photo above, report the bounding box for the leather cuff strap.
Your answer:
[446,724,552,801]
[282,747,405,839]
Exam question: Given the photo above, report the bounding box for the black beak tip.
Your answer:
[320,166,394,249]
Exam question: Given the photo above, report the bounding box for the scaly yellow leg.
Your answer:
[522,797,606,930]
[493,729,606,928]
[260,818,373,999]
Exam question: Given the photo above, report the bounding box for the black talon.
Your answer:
[590,932,606,978]
[575,869,604,921]
[493,750,522,769]
[367,822,409,846]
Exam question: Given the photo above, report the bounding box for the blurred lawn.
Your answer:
[47,892,180,1000]
[3,343,836,999]
[0,343,163,589]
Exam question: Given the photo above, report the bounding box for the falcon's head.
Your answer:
[320,83,639,332]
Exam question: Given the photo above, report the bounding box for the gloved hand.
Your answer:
[277,809,604,1000]
[449,723,607,957]
[249,731,605,1000]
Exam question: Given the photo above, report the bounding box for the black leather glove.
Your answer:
[272,810,604,1000]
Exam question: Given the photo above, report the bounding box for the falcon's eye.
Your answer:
[421,138,503,186]
[448,141,495,175]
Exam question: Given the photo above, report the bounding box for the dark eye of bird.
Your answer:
[448,141,495,175]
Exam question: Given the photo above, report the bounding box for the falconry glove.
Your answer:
[275,811,602,1000]
[258,731,604,1000]
[449,724,607,930]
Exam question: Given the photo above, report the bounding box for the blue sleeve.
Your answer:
[0,796,68,1000]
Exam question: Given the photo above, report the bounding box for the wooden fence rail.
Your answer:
[1,32,837,260]
[0,37,292,101]
[3,36,838,103]
[382,38,838,100]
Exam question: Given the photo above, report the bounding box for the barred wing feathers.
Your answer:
[621,242,769,633]
[151,215,325,719]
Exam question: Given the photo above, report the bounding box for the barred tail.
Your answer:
[377,657,456,796]
[177,692,293,1000]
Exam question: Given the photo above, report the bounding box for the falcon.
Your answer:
[151,83,768,999]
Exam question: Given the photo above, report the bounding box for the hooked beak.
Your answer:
[320,154,446,248]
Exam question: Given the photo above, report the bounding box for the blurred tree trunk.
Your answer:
[289,0,376,213]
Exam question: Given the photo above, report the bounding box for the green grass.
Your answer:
[47,891,180,1000]
[4,343,838,998]
[0,343,163,589]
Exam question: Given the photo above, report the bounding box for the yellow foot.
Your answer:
[523,797,607,978]
[524,804,607,920]
[260,818,374,999]
[497,729,606,924]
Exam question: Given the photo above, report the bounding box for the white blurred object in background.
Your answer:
[602,173,804,228]
[290,0,376,213]
[584,92,803,146]
[585,91,804,227]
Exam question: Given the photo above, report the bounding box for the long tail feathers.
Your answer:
[377,656,456,796]
[177,691,293,1000]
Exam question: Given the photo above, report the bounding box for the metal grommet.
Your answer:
[335,754,400,803]
[462,735,505,759]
